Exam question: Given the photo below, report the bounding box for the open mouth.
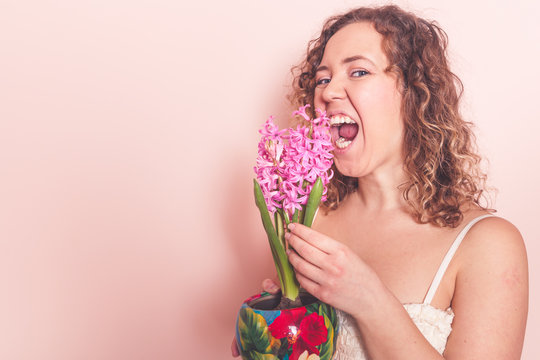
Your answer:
[329,115,359,149]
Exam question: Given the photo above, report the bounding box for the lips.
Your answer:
[329,115,359,149]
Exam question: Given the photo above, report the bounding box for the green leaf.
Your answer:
[318,303,338,345]
[303,177,323,228]
[238,307,281,354]
[246,351,279,360]
[318,303,337,328]
[317,313,335,360]
[254,179,299,301]
[304,302,320,315]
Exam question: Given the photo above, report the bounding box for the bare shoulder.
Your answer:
[445,215,528,359]
[460,215,527,267]
[457,214,528,302]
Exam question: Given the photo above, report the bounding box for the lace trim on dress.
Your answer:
[333,305,454,360]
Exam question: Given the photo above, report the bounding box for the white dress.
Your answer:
[332,214,493,359]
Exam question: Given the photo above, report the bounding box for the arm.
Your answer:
[443,217,528,359]
[285,219,528,359]
[285,223,444,359]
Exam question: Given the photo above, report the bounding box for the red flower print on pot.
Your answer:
[268,307,328,360]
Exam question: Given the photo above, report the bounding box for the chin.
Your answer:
[334,159,363,178]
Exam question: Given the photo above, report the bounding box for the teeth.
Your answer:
[329,115,355,126]
[335,137,352,149]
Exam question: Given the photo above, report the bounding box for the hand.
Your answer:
[231,337,240,357]
[231,279,281,357]
[285,223,380,318]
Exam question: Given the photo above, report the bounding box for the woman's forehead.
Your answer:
[321,22,388,69]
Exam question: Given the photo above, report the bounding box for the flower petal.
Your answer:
[299,313,328,347]
[291,336,319,360]
[289,307,307,326]
[268,311,294,339]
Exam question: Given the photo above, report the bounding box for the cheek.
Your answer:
[313,91,324,110]
[366,83,402,125]
[361,85,404,144]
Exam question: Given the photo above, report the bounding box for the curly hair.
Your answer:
[290,5,491,228]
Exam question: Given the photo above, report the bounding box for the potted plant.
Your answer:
[235,105,339,360]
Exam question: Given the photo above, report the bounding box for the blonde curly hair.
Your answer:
[290,5,491,228]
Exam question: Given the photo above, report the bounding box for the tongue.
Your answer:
[339,123,359,140]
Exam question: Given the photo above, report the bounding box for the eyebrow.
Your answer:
[316,55,375,73]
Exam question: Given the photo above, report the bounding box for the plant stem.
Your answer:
[275,211,285,249]
[292,209,299,224]
[254,180,299,301]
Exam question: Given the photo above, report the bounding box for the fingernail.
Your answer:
[286,249,291,255]
[284,232,291,240]
[269,284,279,291]
[288,223,295,231]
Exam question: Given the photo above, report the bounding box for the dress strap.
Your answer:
[423,214,494,305]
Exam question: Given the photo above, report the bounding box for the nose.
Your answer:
[320,76,346,104]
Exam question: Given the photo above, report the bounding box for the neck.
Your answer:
[354,163,409,212]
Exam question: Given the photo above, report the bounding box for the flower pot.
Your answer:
[235,291,339,360]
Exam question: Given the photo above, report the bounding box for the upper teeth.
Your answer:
[329,115,355,126]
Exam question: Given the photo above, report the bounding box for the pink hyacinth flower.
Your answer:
[255,106,334,217]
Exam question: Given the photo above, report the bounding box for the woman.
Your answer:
[233,5,528,359]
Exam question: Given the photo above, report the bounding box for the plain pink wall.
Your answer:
[1,0,538,359]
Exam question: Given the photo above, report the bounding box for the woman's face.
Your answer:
[314,22,405,178]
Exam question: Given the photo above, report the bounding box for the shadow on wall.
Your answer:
[187,155,274,354]
[189,82,295,355]
[195,158,277,350]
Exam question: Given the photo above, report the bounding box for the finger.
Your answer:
[295,271,321,297]
[231,337,240,357]
[262,278,280,294]
[287,223,336,253]
[286,231,327,266]
[288,248,325,284]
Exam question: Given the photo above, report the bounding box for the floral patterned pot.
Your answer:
[236,291,339,360]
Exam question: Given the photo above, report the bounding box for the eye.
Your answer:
[351,70,369,77]
[316,77,331,86]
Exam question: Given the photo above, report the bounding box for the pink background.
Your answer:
[1,0,539,359]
